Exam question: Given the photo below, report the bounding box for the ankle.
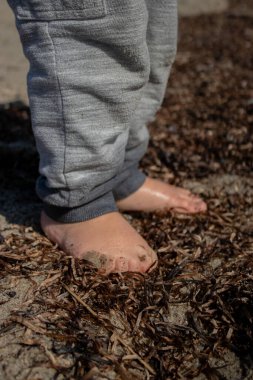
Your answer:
[40,210,65,242]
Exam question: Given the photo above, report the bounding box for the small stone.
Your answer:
[6,291,16,298]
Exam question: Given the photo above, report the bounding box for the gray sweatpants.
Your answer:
[7,0,177,222]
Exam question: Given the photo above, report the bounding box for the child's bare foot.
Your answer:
[41,211,157,274]
[116,177,207,214]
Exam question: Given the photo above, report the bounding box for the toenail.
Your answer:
[196,203,205,211]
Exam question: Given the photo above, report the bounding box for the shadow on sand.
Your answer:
[0,101,41,232]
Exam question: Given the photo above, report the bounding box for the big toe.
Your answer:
[128,245,157,273]
[173,197,207,214]
[189,196,207,212]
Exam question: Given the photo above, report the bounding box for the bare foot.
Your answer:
[41,211,157,274]
[116,177,207,214]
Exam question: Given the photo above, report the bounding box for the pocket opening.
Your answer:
[15,0,107,21]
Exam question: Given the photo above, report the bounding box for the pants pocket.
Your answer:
[8,0,107,21]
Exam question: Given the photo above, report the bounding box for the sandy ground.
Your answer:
[0,1,29,104]
[0,1,252,380]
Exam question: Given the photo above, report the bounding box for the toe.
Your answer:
[179,199,198,213]
[182,190,202,201]
[137,247,158,273]
[126,252,156,273]
[82,251,116,274]
[197,200,207,212]
[82,250,104,268]
[115,256,129,272]
[172,198,206,214]
[192,199,207,213]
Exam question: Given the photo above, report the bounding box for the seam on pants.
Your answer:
[46,21,70,206]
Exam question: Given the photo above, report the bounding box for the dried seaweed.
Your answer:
[0,3,253,380]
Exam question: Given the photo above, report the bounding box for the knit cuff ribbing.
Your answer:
[43,191,117,223]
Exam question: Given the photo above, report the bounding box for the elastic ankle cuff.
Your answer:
[113,168,146,201]
[44,191,118,223]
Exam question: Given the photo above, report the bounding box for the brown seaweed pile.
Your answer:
[0,4,253,380]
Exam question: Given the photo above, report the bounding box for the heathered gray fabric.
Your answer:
[113,0,178,200]
[7,0,177,222]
